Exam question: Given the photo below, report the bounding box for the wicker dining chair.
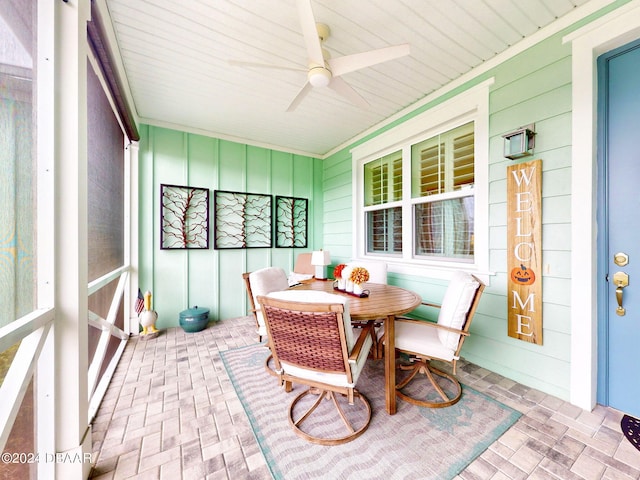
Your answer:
[293,252,315,276]
[378,270,485,408]
[243,267,289,342]
[258,290,375,445]
[243,267,290,377]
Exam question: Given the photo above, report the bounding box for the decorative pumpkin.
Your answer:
[510,264,536,285]
[350,267,370,285]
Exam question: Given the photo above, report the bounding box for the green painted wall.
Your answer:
[322,27,582,400]
[138,125,323,329]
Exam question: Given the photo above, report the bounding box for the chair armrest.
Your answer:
[349,320,375,362]
[396,317,469,336]
[396,316,436,325]
[420,302,442,309]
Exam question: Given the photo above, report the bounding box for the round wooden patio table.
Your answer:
[291,280,421,415]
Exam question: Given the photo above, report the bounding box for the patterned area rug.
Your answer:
[221,344,521,480]
[622,415,640,452]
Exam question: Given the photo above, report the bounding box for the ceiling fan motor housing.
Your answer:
[308,66,332,87]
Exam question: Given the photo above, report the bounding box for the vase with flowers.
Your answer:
[333,263,347,290]
[341,265,354,292]
[350,267,370,295]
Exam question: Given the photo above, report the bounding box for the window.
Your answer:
[352,80,490,278]
[364,151,402,254]
[411,122,474,260]
[363,123,474,261]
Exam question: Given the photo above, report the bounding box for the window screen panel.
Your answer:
[87,62,125,282]
[0,1,36,325]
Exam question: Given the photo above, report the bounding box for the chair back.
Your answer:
[437,271,485,352]
[258,290,361,385]
[294,253,315,275]
[347,260,388,284]
[244,267,289,336]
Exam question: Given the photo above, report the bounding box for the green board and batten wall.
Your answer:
[137,126,323,330]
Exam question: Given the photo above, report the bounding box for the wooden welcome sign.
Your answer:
[507,159,542,345]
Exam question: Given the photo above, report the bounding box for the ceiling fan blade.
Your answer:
[328,44,410,77]
[286,81,313,112]
[295,0,325,66]
[227,59,305,72]
[329,77,369,109]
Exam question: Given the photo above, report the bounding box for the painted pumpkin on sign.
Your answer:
[510,264,536,285]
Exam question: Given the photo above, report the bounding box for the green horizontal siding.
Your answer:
[321,26,581,401]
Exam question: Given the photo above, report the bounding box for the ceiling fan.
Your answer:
[229,0,410,112]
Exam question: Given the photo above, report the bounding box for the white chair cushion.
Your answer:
[249,267,289,334]
[393,319,456,362]
[437,271,480,350]
[280,327,372,387]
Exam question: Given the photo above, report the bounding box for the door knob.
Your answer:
[613,271,629,316]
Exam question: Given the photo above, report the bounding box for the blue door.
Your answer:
[597,39,640,417]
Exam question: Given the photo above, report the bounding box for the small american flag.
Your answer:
[135,288,145,314]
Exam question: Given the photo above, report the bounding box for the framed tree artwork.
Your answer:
[214,190,272,248]
[275,196,308,248]
[160,184,210,249]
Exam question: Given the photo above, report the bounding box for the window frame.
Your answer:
[363,150,403,255]
[411,121,475,261]
[351,80,491,281]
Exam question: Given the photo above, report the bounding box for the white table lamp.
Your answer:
[311,250,331,280]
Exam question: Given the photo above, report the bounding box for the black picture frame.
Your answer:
[275,196,308,248]
[213,190,272,249]
[160,184,209,249]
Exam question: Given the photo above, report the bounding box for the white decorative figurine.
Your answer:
[139,290,159,338]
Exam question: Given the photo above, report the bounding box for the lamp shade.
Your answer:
[311,250,331,279]
[311,250,331,266]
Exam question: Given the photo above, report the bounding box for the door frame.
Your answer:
[565,0,640,411]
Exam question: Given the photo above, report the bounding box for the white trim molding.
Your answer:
[564,0,640,411]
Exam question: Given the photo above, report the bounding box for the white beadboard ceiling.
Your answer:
[101,0,594,157]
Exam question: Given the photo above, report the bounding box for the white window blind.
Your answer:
[412,122,474,197]
[364,151,402,206]
[364,151,402,254]
[453,130,474,189]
